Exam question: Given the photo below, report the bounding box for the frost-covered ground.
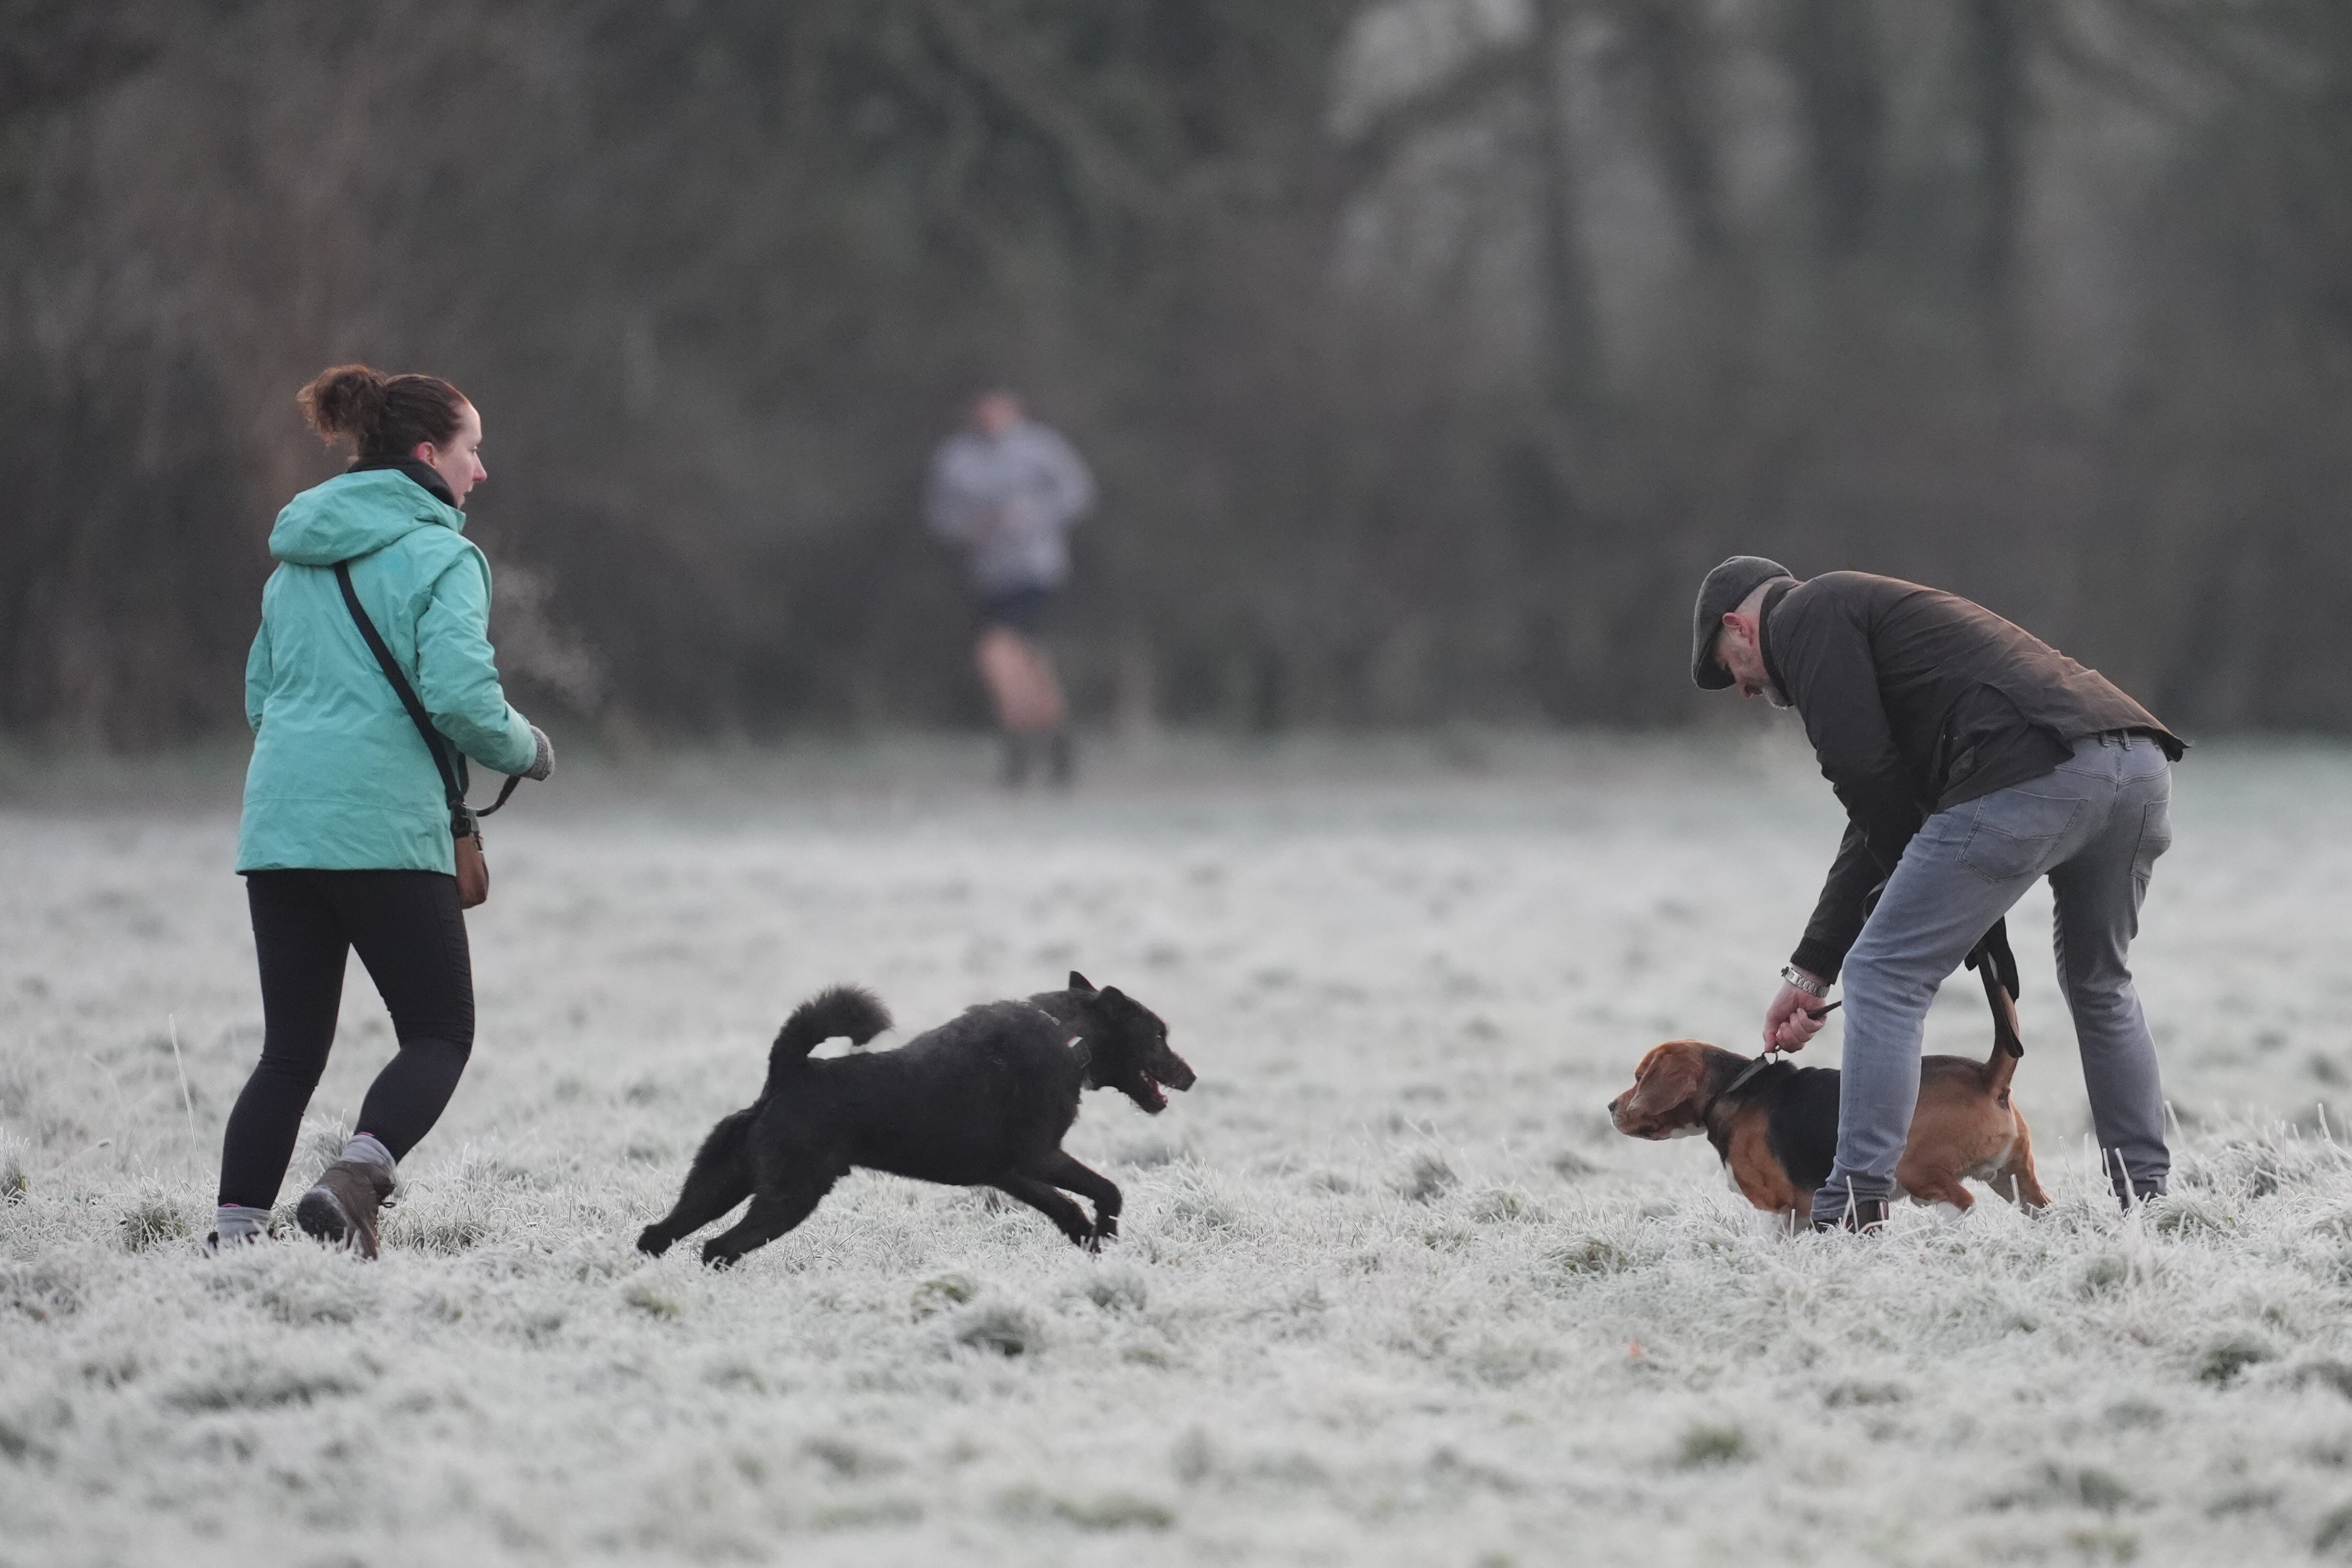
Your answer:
[6,732,2352,1567]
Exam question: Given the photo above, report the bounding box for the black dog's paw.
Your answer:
[700,1241,740,1270]
[636,1226,671,1257]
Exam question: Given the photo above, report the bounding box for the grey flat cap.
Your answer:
[1691,555,1794,688]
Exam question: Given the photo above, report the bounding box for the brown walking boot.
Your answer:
[297,1160,395,1258]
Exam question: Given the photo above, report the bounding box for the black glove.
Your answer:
[524,724,554,782]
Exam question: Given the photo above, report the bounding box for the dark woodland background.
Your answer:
[6,1,2351,746]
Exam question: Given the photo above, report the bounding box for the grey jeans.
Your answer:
[1821,732,2174,1207]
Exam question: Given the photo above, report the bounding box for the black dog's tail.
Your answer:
[766,985,892,1083]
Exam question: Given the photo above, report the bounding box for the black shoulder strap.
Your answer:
[335,561,494,834]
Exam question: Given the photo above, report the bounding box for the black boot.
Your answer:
[1809,1195,1891,1234]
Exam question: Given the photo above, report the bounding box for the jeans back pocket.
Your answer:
[1959,787,2084,883]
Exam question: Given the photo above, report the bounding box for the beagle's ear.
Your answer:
[1630,1042,1678,1089]
[1632,1043,1707,1113]
[1069,971,1096,993]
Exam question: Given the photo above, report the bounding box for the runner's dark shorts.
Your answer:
[978,585,1055,635]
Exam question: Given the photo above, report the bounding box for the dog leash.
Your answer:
[1719,1050,1782,1099]
[1719,1000,1842,1099]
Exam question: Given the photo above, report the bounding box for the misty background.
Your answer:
[5,0,2348,749]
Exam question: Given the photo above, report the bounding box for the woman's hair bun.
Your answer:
[297,364,388,443]
[295,363,468,460]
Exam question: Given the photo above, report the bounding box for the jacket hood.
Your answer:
[268,470,464,567]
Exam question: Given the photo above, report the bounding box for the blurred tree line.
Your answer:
[4,0,2350,746]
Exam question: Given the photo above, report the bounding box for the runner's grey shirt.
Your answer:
[924,419,1096,595]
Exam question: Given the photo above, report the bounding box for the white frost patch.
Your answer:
[3,736,2351,1565]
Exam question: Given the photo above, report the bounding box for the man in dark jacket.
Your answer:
[1693,557,2184,1228]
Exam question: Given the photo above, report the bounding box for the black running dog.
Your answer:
[637,973,1195,1267]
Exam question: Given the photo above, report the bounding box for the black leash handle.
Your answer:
[334,561,516,832]
[1964,917,2020,1000]
[478,773,521,818]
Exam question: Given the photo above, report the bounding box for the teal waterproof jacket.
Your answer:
[237,469,537,874]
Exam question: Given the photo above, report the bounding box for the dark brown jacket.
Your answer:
[1758,573,2183,979]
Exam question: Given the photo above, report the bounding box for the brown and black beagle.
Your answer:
[1607,955,2050,1223]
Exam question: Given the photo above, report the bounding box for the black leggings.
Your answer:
[218,869,475,1209]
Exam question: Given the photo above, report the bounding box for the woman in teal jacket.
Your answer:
[213,364,552,1257]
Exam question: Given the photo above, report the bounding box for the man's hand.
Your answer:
[1764,972,1833,1051]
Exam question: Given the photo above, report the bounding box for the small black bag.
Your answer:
[334,560,519,909]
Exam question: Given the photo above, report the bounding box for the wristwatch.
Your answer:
[1780,963,1828,998]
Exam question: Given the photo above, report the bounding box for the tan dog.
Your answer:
[1608,963,2050,1222]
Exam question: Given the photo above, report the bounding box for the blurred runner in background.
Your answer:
[925,388,1095,787]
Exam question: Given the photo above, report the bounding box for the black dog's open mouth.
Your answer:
[1133,1074,1170,1113]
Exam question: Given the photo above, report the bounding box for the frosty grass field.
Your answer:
[6,732,2352,1567]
